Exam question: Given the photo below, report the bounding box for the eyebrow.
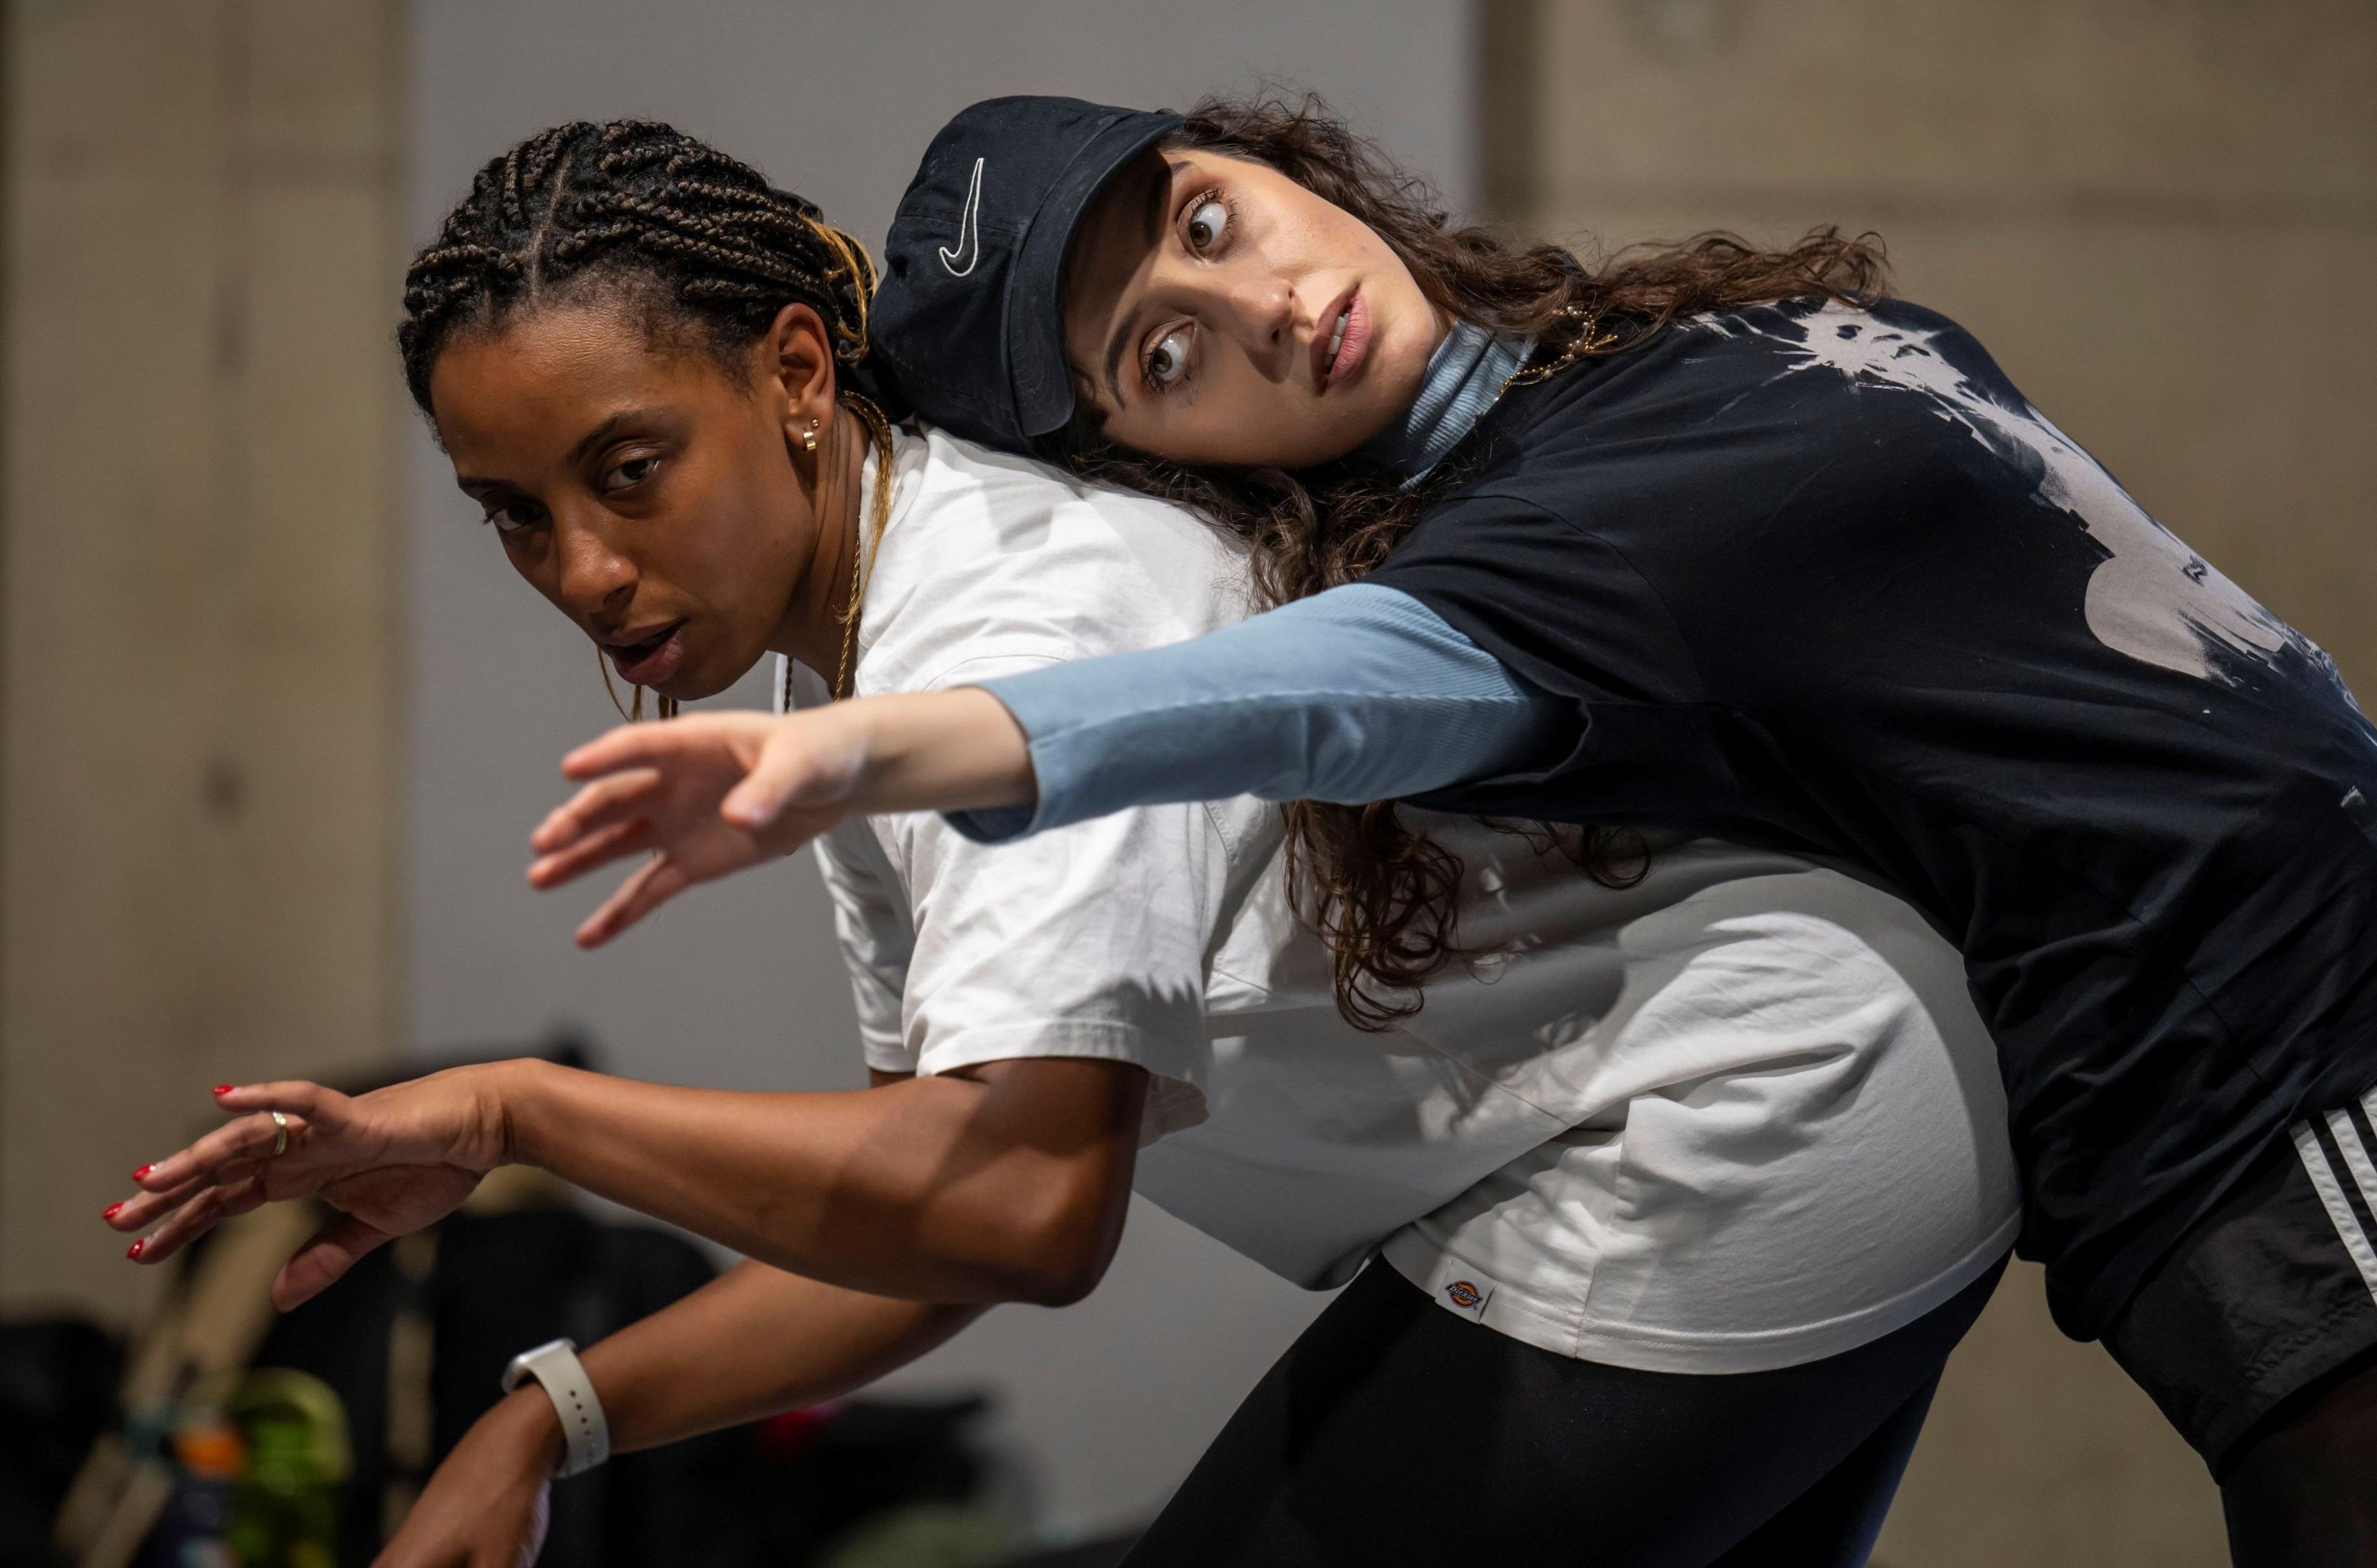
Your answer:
[1099,160,1187,408]
[567,409,641,465]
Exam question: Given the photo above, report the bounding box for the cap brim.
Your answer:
[1002,109,1184,442]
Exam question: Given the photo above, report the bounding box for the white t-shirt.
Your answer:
[792,425,2019,1374]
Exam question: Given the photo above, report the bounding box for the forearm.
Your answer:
[593,1260,981,1453]
[818,685,1037,816]
[461,1262,980,1494]
[948,584,1567,842]
[495,1059,1138,1305]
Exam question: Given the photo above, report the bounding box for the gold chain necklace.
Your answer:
[830,394,898,703]
[1500,303,1617,394]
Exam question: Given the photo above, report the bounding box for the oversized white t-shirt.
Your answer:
[790,425,2019,1374]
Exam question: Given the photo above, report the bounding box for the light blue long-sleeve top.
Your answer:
[947,583,1562,843]
[944,318,1559,844]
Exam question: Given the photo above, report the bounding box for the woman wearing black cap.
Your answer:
[112,115,2020,1568]
[539,95,2377,1561]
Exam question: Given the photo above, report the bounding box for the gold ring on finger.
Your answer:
[271,1110,289,1158]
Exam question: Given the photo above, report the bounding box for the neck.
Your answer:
[772,407,872,677]
[1355,318,1533,484]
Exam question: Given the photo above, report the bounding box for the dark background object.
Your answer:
[194,1198,1007,1566]
[997,1532,1141,1567]
[0,1318,124,1568]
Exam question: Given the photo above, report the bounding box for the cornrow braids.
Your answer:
[399,119,881,418]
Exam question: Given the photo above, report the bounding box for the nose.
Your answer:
[1210,270,1297,378]
[553,516,636,628]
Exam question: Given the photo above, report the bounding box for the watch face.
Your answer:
[502,1337,575,1393]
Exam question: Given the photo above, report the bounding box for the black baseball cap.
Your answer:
[872,96,1182,454]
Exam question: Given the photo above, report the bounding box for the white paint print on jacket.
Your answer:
[1726,303,2306,685]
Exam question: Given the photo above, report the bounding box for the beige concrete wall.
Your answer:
[1482,1,2377,1562]
[1484,0,2377,685]
[0,0,406,1320]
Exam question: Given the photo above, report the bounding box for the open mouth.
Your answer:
[1316,289,1370,392]
[604,618,688,687]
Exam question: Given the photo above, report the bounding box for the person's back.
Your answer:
[1372,295,2377,1338]
[798,419,2016,1369]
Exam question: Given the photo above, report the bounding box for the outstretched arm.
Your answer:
[955,583,1564,841]
[534,585,1565,943]
[110,1055,1145,1311]
[383,1258,983,1568]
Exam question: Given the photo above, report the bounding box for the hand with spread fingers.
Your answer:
[104,1074,508,1310]
[529,709,855,950]
[530,687,1032,947]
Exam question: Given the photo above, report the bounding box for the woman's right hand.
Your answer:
[376,1390,558,1568]
[109,1071,513,1308]
[532,688,1033,946]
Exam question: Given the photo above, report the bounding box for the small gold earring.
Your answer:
[801,418,820,453]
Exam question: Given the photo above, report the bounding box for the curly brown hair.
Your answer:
[1051,95,1890,1030]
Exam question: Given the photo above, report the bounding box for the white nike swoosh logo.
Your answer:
[938,157,984,277]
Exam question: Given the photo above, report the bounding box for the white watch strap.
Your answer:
[501,1337,610,1477]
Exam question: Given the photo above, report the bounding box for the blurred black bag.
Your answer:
[253,1195,745,1567]
[254,1182,998,1566]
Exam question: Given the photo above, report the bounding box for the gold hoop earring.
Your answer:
[801,418,820,453]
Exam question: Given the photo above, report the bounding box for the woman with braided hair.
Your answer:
[111,116,2022,1566]
[396,118,899,717]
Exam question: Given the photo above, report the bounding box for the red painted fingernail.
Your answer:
[132,1164,154,1181]
[103,1201,124,1221]
[212,1085,235,1096]
[126,1238,145,1260]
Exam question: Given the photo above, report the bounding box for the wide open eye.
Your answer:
[1145,327,1190,389]
[1185,197,1229,254]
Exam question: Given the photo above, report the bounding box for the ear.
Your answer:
[759,302,839,441]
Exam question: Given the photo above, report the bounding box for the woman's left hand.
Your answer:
[105,1071,513,1309]
[528,710,842,948]
[532,688,1034,947]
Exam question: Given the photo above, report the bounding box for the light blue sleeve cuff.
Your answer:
[944,583,1566,844]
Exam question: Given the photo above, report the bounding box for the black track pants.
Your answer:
[1123,1255,2007,1568]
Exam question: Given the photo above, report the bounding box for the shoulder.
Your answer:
[856,427,1255,693]
[1653,297,2015,436]
[1448,297,2008,514]
[912,427,1243,567]
[1491,296,1989,425]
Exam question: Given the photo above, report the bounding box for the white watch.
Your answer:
[501,1337,610,1477]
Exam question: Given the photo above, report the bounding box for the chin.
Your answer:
[673,635,781,704]
[647,648,726,704]
[1309,395,1411,466]
[657,668,733,703]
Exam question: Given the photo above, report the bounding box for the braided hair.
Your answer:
[398,119,881,418]
[403,121,899,723]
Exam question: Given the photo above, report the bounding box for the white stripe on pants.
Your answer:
[2292,1086,2377,1303]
